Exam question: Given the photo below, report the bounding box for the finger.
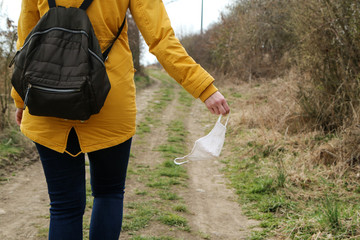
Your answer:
[214,106,221,115]
[223,103,230,114]
[218,104,227,115]
[208,106,215,114]
[220,99,230,114]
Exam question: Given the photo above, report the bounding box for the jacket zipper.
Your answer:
[23,83,81,110]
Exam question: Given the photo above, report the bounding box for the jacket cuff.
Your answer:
[199,84,218,102]
[11,87,24,109]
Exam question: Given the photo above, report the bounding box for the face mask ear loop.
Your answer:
[174,141,199,165]
[217,115,222,123]
[224,112,230,127]
[174,156,189,165]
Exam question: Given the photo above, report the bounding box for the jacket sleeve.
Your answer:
[129,0,218,102]
[11,0,40,108]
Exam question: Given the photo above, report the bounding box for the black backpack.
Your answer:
[10,0,125,120]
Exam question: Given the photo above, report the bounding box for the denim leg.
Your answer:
[35,129,86,240]
[88,138,132,240]
[36,146,86,240]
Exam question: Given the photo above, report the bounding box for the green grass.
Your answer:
[0,130,23,157]
[121,68,192,237]
[36,226,49,239]
[131,236,179,240]
[145,69,175,84]
[159,191,181,201]
[134,74,153,90]
[123,201,159,231]
[173,204,188,213]
[231,92,243,98]
[158,212,189,229]
[222,129,360,239]
[178,88,193,107]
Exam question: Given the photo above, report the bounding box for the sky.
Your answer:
[1,0,232,64]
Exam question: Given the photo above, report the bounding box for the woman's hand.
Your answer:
[204,91,230,115]
[15,108,23,126]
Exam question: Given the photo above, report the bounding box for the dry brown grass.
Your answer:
[224,69,360,194]
[218,70,360,238]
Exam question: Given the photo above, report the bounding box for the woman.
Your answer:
[12,0,230,239]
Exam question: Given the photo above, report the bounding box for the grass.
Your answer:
[145,68,175,84]
[223,133,360,239]
[220,86,360,240]
[121,68,192,238]
[158,212,189,230]
[131,236,179,240]
[123,201,159,231]
[134,74,153,90]
[173,204,188,213]
[0,127,24,157]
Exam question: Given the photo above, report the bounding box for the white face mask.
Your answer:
[174,114,229,165]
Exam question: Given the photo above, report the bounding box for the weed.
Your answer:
[173,204,187,212]
[123,202,158,231]
[178,89,193,107]
[158,212,188,228]
[259,196,290,214]
[275,160,287,188]
[135,189,148,196]
[249,176,274,194]
[137,122,151,135]
[131,236,178,240]
[159,191,180,201]
[155,144,183,158]
[231,92,243,98]
[198,231,211,239]
[146,178,181,189]
[37,226,49,239]
[321,195,341,229]
[85,179,93,209]
[134,74,153,90]
[0,139,21,156]
[158,167,186,178]
[0,177,9,182]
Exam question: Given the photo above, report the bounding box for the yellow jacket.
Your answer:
[11,0,218,153]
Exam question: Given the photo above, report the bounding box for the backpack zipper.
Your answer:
[23,83,81,110]
[32,85,81,93]
[23,84,32,110]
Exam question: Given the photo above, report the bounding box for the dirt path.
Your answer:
[182,100,258,239]
[0,161,48,240]
[0,72,257,239]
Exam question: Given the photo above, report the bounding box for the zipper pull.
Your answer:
[23,83,32,110]
[9,51,20,68]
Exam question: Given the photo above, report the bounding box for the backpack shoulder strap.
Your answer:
[102,17,127,60]
[48,0,56,8]
[79,0,94,10]
[48,0,93,10]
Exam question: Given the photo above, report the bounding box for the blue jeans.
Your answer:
[35,128,132,240]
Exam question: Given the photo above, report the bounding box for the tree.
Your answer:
[0,18,17,130]
[127,12,142,74]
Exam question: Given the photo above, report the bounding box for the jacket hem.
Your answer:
[21,128,136,154]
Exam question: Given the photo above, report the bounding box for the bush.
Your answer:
[182,0,295,80]
[294,0,360,131]
[182,0,360,132]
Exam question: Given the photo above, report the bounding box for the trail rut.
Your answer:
[0,73,258,239]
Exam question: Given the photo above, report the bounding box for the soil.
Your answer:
[0,76,258,239]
